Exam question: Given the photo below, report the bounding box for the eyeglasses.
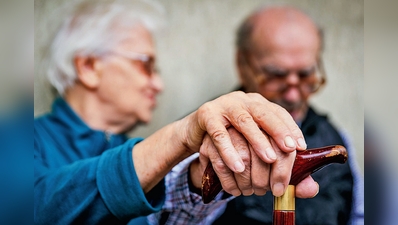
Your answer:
[107,51,158,77]
[244,54,326,93]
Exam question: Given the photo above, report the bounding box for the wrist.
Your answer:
[160,122,193,165]
[133,122,194,193]
[176,111,203,155]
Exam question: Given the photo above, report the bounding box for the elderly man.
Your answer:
[34,1,318,224]
[211,6,364,225]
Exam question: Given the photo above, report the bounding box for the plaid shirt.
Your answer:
[147,153,234,225]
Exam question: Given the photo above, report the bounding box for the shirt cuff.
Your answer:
[97,138,165,221]
[163,154,234,215]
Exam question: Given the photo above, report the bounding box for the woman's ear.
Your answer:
[74,55,101,89]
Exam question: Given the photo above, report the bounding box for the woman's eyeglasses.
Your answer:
[107,51,158,77]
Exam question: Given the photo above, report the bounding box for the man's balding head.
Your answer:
[237,6,322,55]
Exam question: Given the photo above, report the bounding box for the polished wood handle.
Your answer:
[201,145,347,203]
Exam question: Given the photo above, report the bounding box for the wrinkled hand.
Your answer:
[192,127,318,198]
[181,91,315,197]
[182,91,307,172]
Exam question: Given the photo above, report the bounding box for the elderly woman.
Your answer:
[34,1,317,224]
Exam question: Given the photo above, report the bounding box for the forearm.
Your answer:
[133,114,199,193]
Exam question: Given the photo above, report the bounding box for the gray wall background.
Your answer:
[34,0,364,173]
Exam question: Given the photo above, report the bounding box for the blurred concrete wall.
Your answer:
[34,0,364,172]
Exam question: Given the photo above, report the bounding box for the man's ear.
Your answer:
[236,50,247,86]
[74,55,101,89]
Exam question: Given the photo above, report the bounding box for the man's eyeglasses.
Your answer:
[244,54,326,93]
[108,51,158,77]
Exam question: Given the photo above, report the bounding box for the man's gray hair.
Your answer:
[47,0,165,95]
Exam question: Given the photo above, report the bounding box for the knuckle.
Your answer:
[254,110,268,122]
[240,152,251,165]
[283,150,296,162]
[231,90,246,98]
[210,130,228,144]
[291,125,303,136]
[273,162,286,174]
[274,104,289,115]
[272,164,292,181]
[228,131,250,151]
[199,137,210,149]
[235,113,253,128]
[197,102,213,117]
[269,102,280,110]
[213,161,230,175]
[199,142,211,156]
[274,127,290,138]
[254,94,269,103]
[247,92,263,100]
[203,133,212,143]
[199,144,206,155]
[252,177,269,189]
[221,181,238,193]
[199,135,213,156]
[236,177,252,190]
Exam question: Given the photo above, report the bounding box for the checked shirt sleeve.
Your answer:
[147,153,234,225]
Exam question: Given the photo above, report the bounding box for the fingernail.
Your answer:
[254,188,268,196]
[311,182,319,198]
[231,189,242,197]
[272,183,285,197]
[284,136,296,148]
[242,189,254,196]
[266,147,277,160]
[297,138,307,149]
[234,161,245,173]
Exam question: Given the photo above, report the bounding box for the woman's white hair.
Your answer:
[46,0,165,95]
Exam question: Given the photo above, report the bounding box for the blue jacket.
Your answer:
[0,101,33,225]
[34,98,165,224]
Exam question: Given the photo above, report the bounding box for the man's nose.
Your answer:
[284,86,301,102]
[283,72,301,102]
[286,72,300,85]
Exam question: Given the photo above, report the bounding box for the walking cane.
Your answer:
[201,145,348,225]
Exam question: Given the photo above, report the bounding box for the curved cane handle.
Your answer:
[201,145,347,203]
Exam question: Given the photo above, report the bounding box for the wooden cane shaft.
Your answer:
[273,211,295,225]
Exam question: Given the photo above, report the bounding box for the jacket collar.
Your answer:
[51,97,93,136]
[51,98,126,142]
[301,107,327,130]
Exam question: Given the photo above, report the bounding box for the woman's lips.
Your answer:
[147,94,157,107]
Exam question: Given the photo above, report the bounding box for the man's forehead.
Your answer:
[259,51,318,70]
